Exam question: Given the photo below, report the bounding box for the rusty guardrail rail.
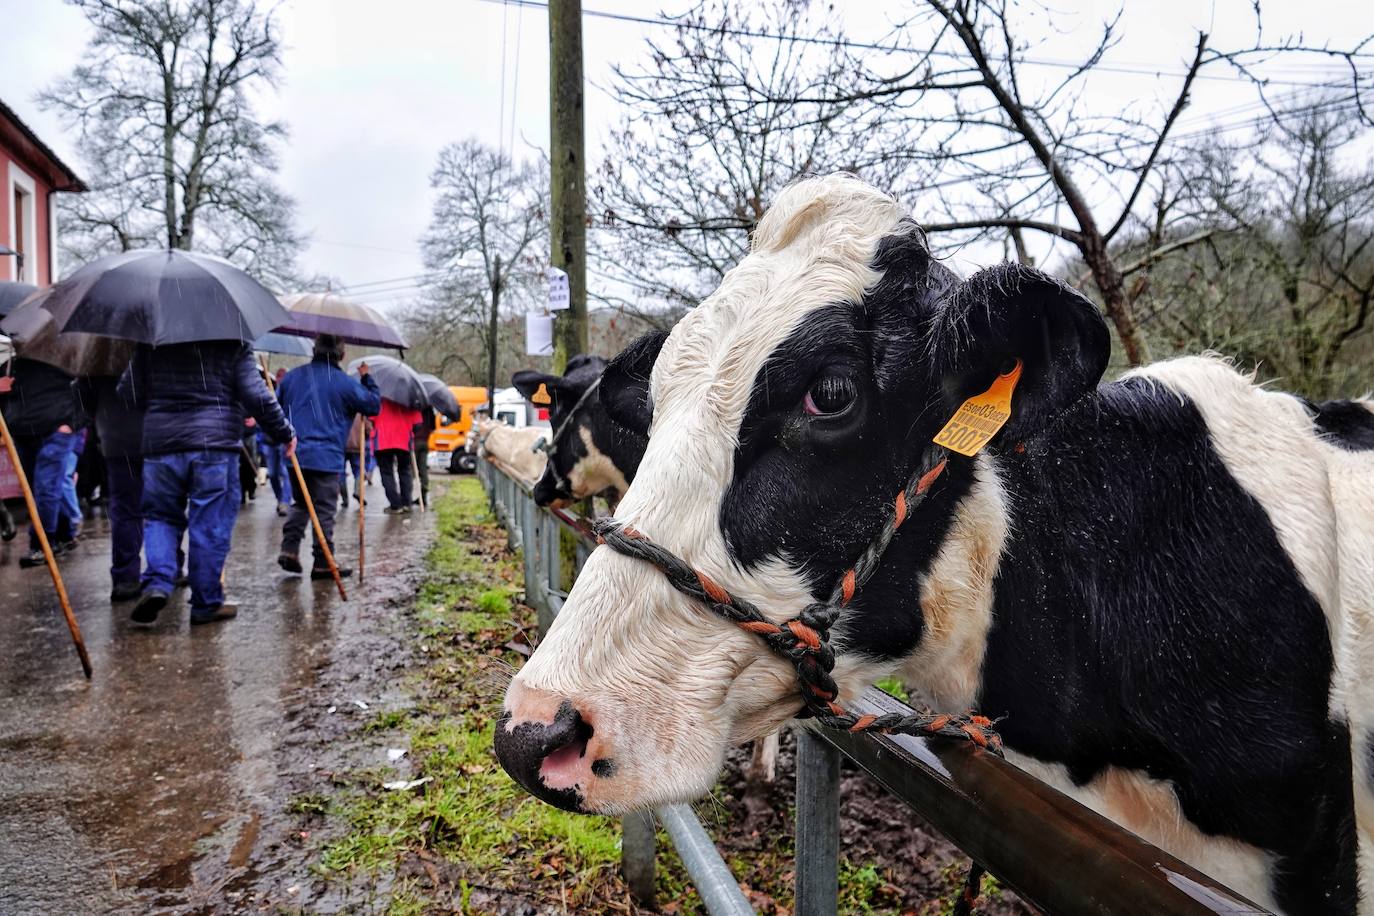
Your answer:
[478,456,1269,916]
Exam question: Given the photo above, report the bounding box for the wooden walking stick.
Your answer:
[289,451,347,600]
[409,447,426,513]
[0,412,92,679]
[357,415,365,584]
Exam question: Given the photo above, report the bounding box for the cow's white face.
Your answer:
[494,174,1108,813]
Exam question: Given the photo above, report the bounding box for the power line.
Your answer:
[475,0,1373,88]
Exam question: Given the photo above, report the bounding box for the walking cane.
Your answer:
[259,359,347,601]
[409,447,426,513]
[0,412,92,679]
[357,415,365,584]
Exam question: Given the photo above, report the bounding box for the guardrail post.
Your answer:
[795,728,841,916]
[622,809,657,906]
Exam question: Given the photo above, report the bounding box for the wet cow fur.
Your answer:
[501,175,1374,914]
[512,354,783,787]
[512,354,647,508]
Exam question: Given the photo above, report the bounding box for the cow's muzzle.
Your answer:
[494,687,612,813]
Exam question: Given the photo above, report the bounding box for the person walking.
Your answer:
[75,375,149,602]
[374,398,421,513]
[275,334,380,579]
[0,356,83,567]
[119,341,295,626]
[339,414,371,507]
[412,406,436,508]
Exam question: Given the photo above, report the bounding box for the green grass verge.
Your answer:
[310,478,644,912]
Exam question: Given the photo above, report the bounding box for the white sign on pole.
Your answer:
[525,313,554,356]
[547,266,571,311]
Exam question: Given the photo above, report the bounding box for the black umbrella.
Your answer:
[417,373,461,418]
[346,355,426,410]
[0,281,37,318]
[23,248,291,346]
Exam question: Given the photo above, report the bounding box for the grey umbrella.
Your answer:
[346,355,426,410]
[0,281,37,318]
[1,295,133,377]
[417,373,461,418]
[19,248,290,346]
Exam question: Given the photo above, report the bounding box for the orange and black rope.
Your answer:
[591,443,1000,911]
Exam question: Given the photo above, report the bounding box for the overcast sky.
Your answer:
[3,0,1371,311]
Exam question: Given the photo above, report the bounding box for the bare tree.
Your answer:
[676,0,1371,366]
[593,0,915,321]
[1135,100,1374,396]
[416,139,547,402]
[40,0,301,285]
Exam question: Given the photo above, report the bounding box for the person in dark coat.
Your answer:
[118,341,295,625]
[76,374,165,602]
[275,334,380,579]
[0,357,84,567]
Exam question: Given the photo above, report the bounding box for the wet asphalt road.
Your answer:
[0,481,435,914]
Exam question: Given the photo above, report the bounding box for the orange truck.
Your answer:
[427,385,490,473]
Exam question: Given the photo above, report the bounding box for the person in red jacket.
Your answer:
[374,397,421,513]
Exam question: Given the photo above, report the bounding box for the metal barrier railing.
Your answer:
[478,457,1269,916]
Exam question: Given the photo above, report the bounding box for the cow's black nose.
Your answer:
[494,695,596,812]
[532,470,571,507]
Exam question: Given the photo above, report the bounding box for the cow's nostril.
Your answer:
[541,712,593,779]
[494,696,603,812]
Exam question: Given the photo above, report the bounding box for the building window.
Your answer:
[7,162,38,283]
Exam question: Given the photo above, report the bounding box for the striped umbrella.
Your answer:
[276,292,407,350]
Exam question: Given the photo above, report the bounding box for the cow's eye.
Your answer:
[803,373,857,416]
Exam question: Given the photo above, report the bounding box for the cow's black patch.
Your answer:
[975,380,1357,913]
[715,225,1358,908]
[513,354,650,505]
[1312,398,1374,452]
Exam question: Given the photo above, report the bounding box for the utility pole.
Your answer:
[549,0,587,373]
[487,253,502,409]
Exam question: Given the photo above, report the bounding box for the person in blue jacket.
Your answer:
[119,341,296,626]
[275,334,380,579]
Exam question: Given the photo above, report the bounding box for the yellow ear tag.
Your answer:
[933,360,1024,457]
[531,383,552,405]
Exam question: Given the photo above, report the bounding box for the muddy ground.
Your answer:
[0,477,1029,915]
[0,480,432,915]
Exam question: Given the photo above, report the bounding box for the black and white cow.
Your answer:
[513,354,648,509]
[494,175,1374,913]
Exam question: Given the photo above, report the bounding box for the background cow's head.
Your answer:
[512,353,650,507]
[495,174,1109,814]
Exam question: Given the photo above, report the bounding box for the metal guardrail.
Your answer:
[478,457,1269,916]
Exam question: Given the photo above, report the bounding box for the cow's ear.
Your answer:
[602,330,669,435]
[932,263,1109,442]
[511,369,564,403]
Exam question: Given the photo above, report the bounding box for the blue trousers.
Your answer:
[141,451,239,613]
[264,442,291,506]
[105,455,144,587]
[15,430,77,552]
[61,447,82,528]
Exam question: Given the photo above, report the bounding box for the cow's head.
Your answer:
[494,175,1109,814]
[512,354,649,508]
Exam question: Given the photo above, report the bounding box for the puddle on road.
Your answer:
[0,491,432,913]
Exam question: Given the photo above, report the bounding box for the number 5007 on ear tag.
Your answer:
[933,360,1023,457]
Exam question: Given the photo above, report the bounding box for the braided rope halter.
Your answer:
[590,444,1004,753]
